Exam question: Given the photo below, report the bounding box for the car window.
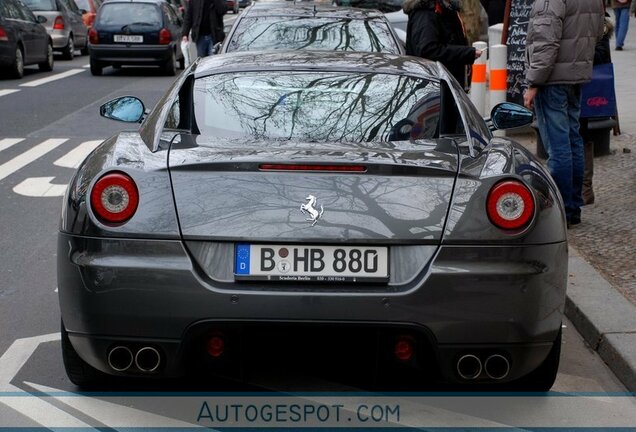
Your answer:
[2,0,24,19]
[164,3,179,24]
[227,17,400,54]
[62,0,81,13]
[74,0,91,9]
[22,0,57,11]
[17,2,39,22]
[97,2,161,26]
[193,71,441,143]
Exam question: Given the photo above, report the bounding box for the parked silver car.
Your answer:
[22,0,88,59]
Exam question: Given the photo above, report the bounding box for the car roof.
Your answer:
[242,2,388,19]
[194,50,439,79]
[101,0,168,5]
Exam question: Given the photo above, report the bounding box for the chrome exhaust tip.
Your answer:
[135,347,161,372]
[108,346,133,372]
[484,354,510,380]
[456,354,482,380]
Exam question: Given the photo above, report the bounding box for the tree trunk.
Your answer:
[461,0,483,44]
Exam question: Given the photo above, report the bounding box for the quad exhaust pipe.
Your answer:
[456,354,482,380]
[107,346,160,372]
[484,354,510,380]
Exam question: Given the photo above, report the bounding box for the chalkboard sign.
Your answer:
[505,0,533,105]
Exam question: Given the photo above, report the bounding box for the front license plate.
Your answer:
[113,35,143,43]
[235,244,389,283]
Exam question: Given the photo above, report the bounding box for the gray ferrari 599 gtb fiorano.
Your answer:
[58,50,568,390]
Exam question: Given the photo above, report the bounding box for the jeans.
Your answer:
[614,7,630,48]
[195,34,214,57]
[534,84,585,222]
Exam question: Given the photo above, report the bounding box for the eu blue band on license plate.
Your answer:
[234,244,389,283]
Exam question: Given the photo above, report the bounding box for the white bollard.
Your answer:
[470,41,488,116]
[489,44,508,113]
[488,23,504,47]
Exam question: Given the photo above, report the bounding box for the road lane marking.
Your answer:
[0,139,67,182]
[54,140,102,168]
[19,69,85,88]
[0,89,20,98]
[13,177,67,197]
[0,138,24,153]
[0,333,60,390]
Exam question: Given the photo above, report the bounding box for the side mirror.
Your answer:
[213,42,222,54]
[79,8,88,14]
[489,102,533,131]
[37,15,47,23]
[100,96,145,123]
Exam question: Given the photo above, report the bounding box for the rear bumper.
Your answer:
[58,232,567,383]
[89,44,172,65]
[51,32,70,49]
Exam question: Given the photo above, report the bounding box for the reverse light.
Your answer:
[259,164,366,172]
[159,28,171,45]
[486,180,535,231]
[90,172,139,224]
[88,27,98,44]
[53,16,65,30]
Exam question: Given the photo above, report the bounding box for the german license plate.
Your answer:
[235,244,389,283]
[114,35,143,43]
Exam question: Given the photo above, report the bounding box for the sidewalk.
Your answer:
[511,16,636,391]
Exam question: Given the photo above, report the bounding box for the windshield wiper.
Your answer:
[121,22,154,31]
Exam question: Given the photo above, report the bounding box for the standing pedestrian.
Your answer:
[403,0,482,91]
[479,0,506,26]
[181,0,227,58]
[523,0,604,227]
[611,0,631,50]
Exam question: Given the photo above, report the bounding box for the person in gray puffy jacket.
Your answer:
[523,0,604,227]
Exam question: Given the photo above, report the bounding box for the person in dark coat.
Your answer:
[580,15,614,205]
[181,0,227,57]
[403,0,482,90]
[480,0,506,26]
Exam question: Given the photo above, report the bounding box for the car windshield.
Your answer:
[97,3,161,26]
[193,71,440,143]
[22,0,56,11]
[226,17,400,54]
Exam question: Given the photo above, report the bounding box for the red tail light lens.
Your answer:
[394,336,415,361]
[159,28,171,45]
[88,27,98,44]
[0,26,8,42]
[486,180,535,230]
[206,336,225,358]
[259,164,366,172]
[90,172,139,224]
[53,16,65,30]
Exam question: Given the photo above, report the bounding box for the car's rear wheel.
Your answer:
[90,58,103,76]
[9,45,25,79]
[61,320,106,388]
[514,328,561,391]
[62,35,75,60]
[163,50,177,76]
[38,42,54,72]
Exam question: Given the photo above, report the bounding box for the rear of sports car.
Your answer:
[58,57,568,389]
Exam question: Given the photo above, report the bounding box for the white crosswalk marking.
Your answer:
[54,140,102,168]
[0,138,24,152]
[0,138,67,182]
[13,177,67,197]
[19,69,85,88]
[0,89,20,98]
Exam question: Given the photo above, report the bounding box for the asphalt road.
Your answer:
[0,46,632,427]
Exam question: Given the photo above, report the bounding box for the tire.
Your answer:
[62,35,75,60]
[38,42,54,72]
[515,329,562,392]
[90,58,103,76]
[9,45,25,79]
[61,320,106,388]
[163,50,176,76]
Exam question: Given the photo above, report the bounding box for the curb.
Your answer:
[565,246,636,391]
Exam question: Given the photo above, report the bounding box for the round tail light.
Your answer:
[90,172,139,224]
[486,180,535,230]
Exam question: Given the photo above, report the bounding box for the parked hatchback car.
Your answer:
[88,0,184,76]
[22,0,88,59]
[221,3,403,54]
[0,0,54,78]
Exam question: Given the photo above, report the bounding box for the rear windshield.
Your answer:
[22,0,57,11]
[97,2,161,26]
[227,17,400,54]
[193,71,440,143]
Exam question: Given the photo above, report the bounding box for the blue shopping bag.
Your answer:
[580,62,617,118]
